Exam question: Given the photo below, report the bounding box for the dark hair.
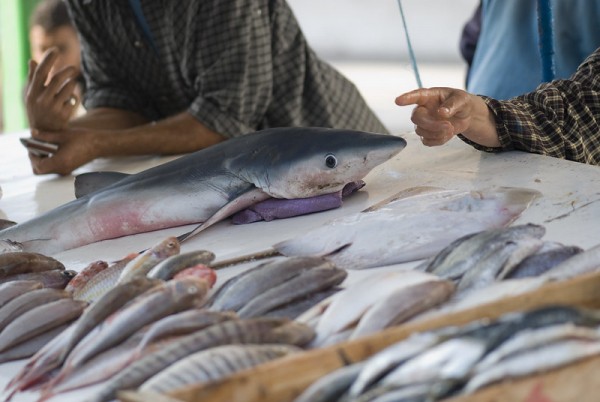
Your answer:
[29,0,72,32]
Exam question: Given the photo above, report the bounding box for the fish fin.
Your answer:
[74,171,130,198]
[362,186,445,212]
[178,188,271,243]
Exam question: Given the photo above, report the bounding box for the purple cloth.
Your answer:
[232,181,365,224]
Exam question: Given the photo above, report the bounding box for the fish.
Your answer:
[455,235,544,295]
[464,338,600,393]
[116,237,180,284]
[0,323,69,364]
[543,243,600,280]
[0,288,71,333]
[139,344,301,394]
[348,332,441,397]
[236,263,347,318]
[350,279,455,340]
[425,223,546,280]
[72,254,137,302]
[506,244,583,279]
[378,337,486,388]
[312,271,441,346]
[87,318,314,402]
[0,280,44,308]
[474,323,600,374]
[61,276,161,363]
[0,240,23,253]
[0,219,16,230]
[64,260,109,295]
[0,127,406,255]
[274,187,540,270]
[146,250,215,280]
[62,277,209,372]
[209,257,339,312]
[0,252,65,277]
[0,269,76,289]
[0,298,86,353]
[172,264,217,287]
[293,362,366,402]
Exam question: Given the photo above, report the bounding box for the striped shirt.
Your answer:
[462,46,600,165]
[65,0,388,137]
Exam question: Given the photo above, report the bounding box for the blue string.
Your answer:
[537,0,555,81]
[396,0,423,88]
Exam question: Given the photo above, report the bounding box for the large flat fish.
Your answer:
[274,187,540,269]
[0,128,406,255]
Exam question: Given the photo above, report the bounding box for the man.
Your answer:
[396,47,600,165]
[25,0,387,175]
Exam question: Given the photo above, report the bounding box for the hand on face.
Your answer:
[25,48,80,131]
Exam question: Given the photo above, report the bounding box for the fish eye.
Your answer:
[325,154,337,168]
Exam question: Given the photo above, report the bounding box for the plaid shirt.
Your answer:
[462,47,600,165]
[65,0,388,137]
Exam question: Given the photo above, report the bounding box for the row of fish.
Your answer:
[4,236,355,401]
[294,305,600,402]
[292,223,600,348]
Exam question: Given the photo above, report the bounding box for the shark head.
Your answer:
[231,127,407,199]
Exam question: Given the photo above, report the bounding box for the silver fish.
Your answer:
[506,244,583,279]
[0,288,70,332]
[474,323,600,374]
[63,277,208,371]
[0,323,69,364]
[426,223,546,280]
[140,344,301,394]
[116,237,180,284]
[237,264,347,318]
[0,128,405,254]
[0,280,44,308]
[293,362,366,402]
[348,332,441,397]
[147,250,215,280]
[274,187,540,270]
[543,243,600,280]
[0,269,76,288]
[0,298,86,353]
[350,279,455,340]
[88,318,314,402]
[209,256,336,312]
[464,338,600,393]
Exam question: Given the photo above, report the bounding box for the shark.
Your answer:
[0,127,406,255]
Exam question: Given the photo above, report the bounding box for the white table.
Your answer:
[0,129,599,401]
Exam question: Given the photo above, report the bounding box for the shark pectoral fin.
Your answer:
[74,172,131,198]
[177,188,271,243]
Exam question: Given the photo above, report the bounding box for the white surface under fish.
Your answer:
[274,187,540,270]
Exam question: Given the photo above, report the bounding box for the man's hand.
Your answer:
[395,87,501,148]
[25,48,80,131]
[28,127,97,176]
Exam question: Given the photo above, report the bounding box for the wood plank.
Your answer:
[119,271,600,402]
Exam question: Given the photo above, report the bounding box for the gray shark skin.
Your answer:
[0,127,406,255]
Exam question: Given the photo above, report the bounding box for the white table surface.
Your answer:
[1,129,600,401]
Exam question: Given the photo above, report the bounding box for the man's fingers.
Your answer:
[45,66,78,96]
[395,88,438,107]
[30,48,59,91]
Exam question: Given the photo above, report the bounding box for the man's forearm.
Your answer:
[71,109,227,157]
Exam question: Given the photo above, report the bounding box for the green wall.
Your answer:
[0,0,41,132]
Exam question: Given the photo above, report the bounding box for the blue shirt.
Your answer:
[467,0,600,100]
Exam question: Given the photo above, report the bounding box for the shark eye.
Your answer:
[325,154,338,169]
